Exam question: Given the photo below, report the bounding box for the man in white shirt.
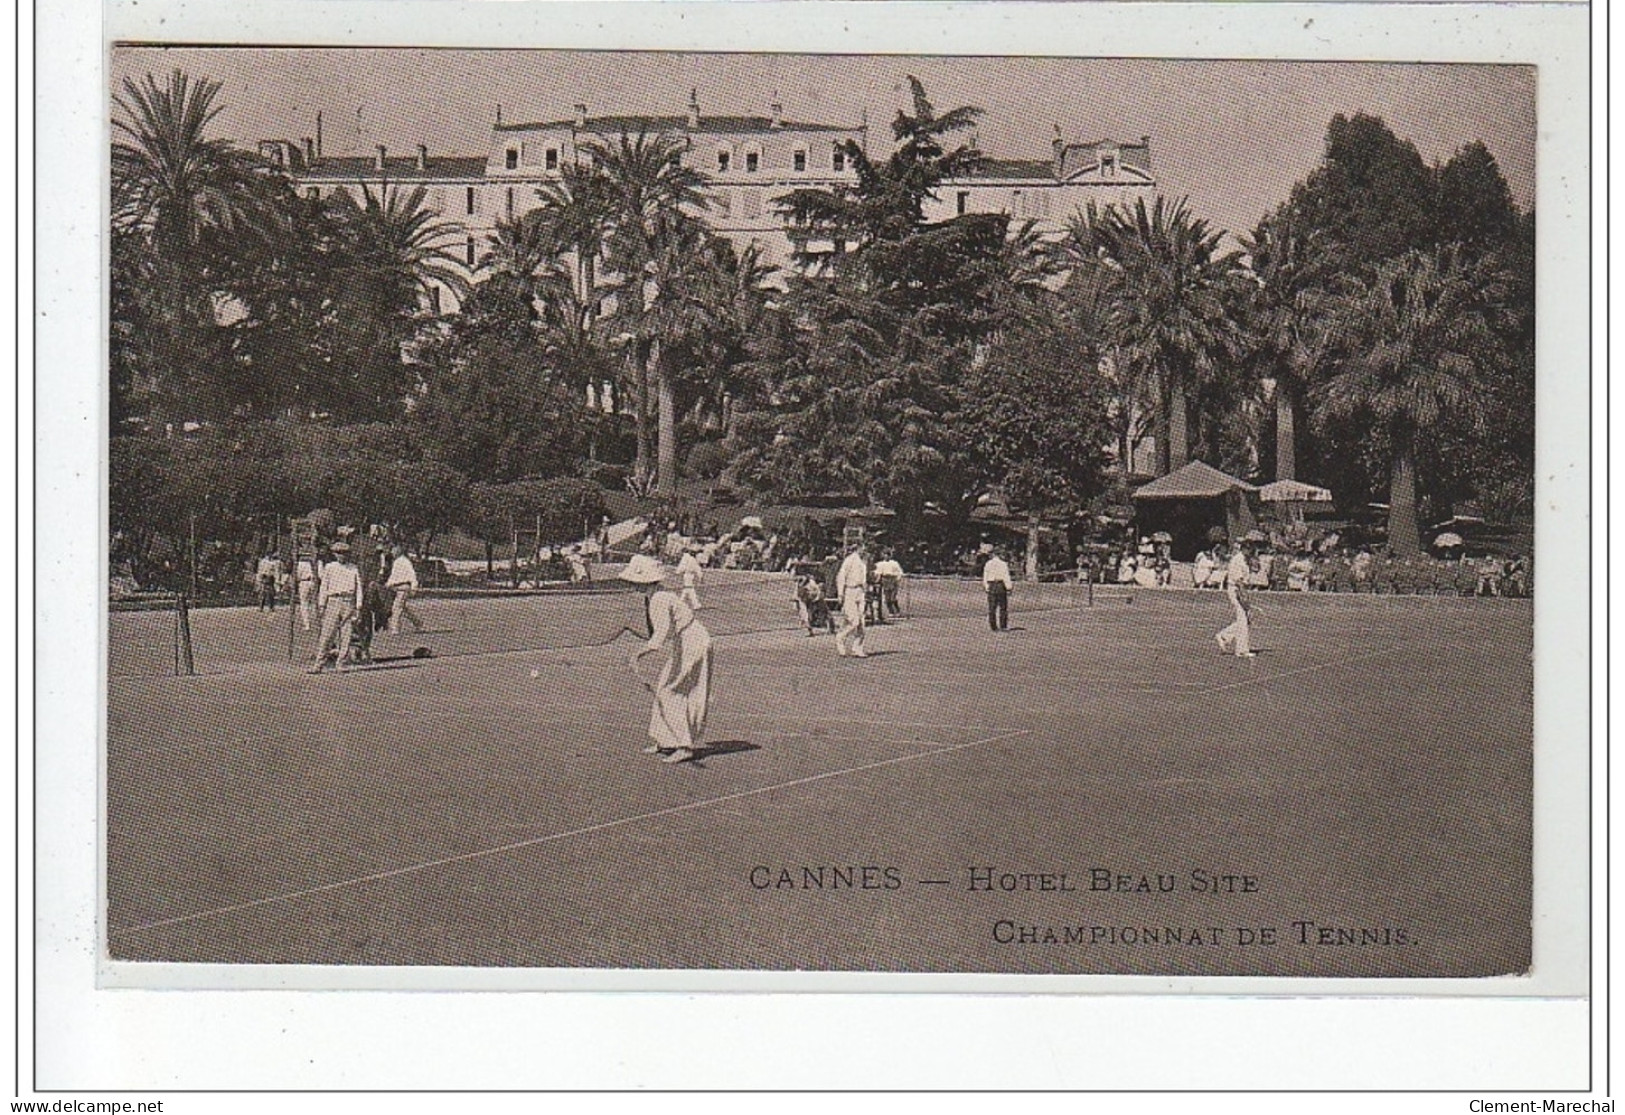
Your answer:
[311,541,364,671]
[982,548,1013,631]
[255,551,284,613]
[874,552,904,619]
[676,544,705,611]
[295,555,319,631]
[385,546,423,635]
[834,542,869,658]
[1215,540,1257,658]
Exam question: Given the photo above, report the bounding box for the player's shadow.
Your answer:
[361,651,435,669]
[688,740,759,767]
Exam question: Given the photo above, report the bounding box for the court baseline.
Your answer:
[109,726,1033,938]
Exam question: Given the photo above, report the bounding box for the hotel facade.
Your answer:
[262,90,1156,292]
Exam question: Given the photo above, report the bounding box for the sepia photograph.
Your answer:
[18,0,1597,1095]
[98,41,1553,983]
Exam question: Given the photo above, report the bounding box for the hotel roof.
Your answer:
[297,156,491,181]
[496,114,859,135]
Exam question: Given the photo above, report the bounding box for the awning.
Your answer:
[1133,460,1258,500]
[1259,479,1333,504]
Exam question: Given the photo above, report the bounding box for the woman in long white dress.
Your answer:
[623,554,713,764]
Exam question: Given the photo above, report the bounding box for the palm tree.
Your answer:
[586,130,710,490]
[112,70,271,265]
[112,71,281,427]
[329,180,470,312]
[479,208,561,292]
[533,162,613,317]
[1069,196,1244,475]
[317,181,469,419]
[639,216,772,495]
[480,207,603,399]
[1240,211,1337,480]
[1315,246,1507,555]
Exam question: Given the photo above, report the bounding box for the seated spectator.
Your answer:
[1248,552,1272,589]
[1351,548,1374,592]
[566,546,590,584]
[1267,552,1290,591]
[1475,556,1505,597]
[1193,548,1219,588]
[1287,551,1313,592]
[1504,555,1530,597]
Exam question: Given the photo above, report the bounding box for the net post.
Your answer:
[174,593,195,676]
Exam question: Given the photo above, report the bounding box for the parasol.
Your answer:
[1433,532,1464,549]
[1150,531,1173,543]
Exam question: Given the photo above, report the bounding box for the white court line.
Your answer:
[1197,646,1397,694]
[110,726,1032,938]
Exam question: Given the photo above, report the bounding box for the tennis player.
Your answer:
[1216,535,1260,659]
[624,554,713,764]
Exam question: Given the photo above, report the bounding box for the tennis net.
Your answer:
[106,569,1089,678]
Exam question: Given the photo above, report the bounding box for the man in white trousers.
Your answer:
[834,541,869,658]
[385,546,424,635]
[1216,536,1259,658]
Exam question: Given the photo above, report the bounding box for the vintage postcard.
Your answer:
[35,0,1595,1092]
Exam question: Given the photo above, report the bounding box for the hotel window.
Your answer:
[716,148,731,173]
[832,145,846,172]
[305,187,320,201]
[792,146,807,173]
[1100,151,1117,178]
[466,186,476,215]
[545,147,560,171]
[957,191,970,216]
[506,187,515,217]
[466,237,476,266]
[505,148,518,170]
[1010,189,1022,215]
[744,148,759,173]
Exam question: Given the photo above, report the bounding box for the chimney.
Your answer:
[302,137,316,165]
[315,112,323,159]
[496,104,503,127]
[687,88,700,129]
[375,144,387,171]
[770,96,783,128]
[1052,124,1064,177]
[574,103,588,128]
[416,144,428,171]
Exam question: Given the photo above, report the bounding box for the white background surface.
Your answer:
[24,0,1601,1101]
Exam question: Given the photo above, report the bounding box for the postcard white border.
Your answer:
[29,0,1597,1092]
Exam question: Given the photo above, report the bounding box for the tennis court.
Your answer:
[106,575,1532,977]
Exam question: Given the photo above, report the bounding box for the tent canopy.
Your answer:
[1260,479,1333,504]
[1133,460,1257,500]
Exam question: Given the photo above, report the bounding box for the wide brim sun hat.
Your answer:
[619,554,666,584]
